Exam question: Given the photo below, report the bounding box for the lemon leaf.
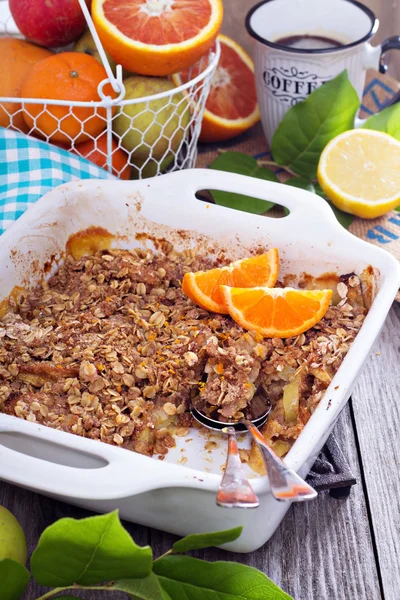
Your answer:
[362,102,400,140]
[0,559,30,600]
[30,511,152,586]
[171,527,243,553]
[271,71,359,178]
[113,573,171,599]
[153,555,293,600]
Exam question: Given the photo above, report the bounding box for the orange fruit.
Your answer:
[172,34,260,142]
[91,0,223,76]
[0,38,52,133]
[221,287,332,339]
[21,52,116,143]
[182,250,279,314]
[72,133,131,179]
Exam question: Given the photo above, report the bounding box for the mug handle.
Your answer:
[355,39,400,126]
[379,36,400,74]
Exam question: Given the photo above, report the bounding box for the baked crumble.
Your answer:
[0,243,366,461]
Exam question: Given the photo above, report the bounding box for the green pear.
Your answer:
[74,30,119,77]
[0,506,27,566]
[113,76,190,162]
[130,155,175,179]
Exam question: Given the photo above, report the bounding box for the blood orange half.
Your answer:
[172,34,260,142]
[92,0,223,76]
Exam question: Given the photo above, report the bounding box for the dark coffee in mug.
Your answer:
[274,34,344,50]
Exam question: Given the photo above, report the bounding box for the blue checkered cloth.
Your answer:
[0,129,115,235]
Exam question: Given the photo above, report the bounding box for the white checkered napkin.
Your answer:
[0,129,115,235]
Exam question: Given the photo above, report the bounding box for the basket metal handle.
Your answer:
[77,0,125,99]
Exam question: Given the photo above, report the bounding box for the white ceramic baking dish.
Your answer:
[0,169,399,552]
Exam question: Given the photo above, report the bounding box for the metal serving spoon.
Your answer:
[192,403,269,508]
[192,393,317,504]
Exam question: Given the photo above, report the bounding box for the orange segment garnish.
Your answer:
[220,286,332,338]
[182,249,279,314]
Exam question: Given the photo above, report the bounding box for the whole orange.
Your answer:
[0,38,52,132]
[72,133,131,179]
[21,52,116,143]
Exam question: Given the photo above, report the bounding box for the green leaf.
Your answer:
[396,205,400,211]
[154,555,293,600]
[113,573,171,600]
[30,511,152,587]
[209,152,277,213]
[0,559,30,600]
[271,71,359,178]
[171,527,243,554]
[362,102,400,140]
[314,182,354,229]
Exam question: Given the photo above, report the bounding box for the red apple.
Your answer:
[9,0,91,48]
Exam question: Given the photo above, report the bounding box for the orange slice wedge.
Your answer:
[182,250,279,314]
[221,286,332,338]
[172,34,260,142]
[92,0,223,76]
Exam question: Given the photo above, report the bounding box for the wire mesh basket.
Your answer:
[0,0,220,178]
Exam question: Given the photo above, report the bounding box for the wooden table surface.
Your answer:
[2,2,400,599]
[1,302,399,599]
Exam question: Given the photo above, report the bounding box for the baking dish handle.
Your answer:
[164,169,339,226]
[0,421,213,499]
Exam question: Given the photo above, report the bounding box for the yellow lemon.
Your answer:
[317,129,400,219]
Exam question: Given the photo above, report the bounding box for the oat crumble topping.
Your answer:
[0,244,366,461]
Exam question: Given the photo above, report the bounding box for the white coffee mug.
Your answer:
[246,0,400,144]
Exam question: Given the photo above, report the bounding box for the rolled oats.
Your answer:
[143,385,156,399]
[136,283,146,296]
[0,244,365,462]
[79,361,97,382]
[163,402,177,416]
[135,366,149,379]
[149,311,165,327]
[184,351,198,366]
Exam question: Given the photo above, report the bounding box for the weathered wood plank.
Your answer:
[351,301,400,600]
[150,403,381,600]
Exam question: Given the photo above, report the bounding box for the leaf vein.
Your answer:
[288,99,347,170]
[75,516,114,583]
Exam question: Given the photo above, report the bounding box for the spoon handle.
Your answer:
[244,420,317,502]
[216,427,259,509]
